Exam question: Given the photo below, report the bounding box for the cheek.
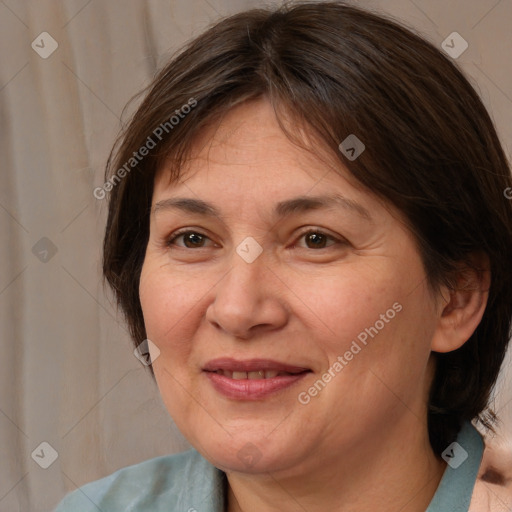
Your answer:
[310,258,436,393]
[139,262,203,358]
[302,260,417,346]
[305,275,391,350]
[139,263,207,420]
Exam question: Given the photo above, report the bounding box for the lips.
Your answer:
[202,358,312,399]
[214,370,290,379]
[203,358,310,377]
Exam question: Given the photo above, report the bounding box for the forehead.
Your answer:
[154,98,365,200]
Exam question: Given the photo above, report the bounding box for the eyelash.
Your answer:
[165,228,345,250]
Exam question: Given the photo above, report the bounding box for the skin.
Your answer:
[139,97,489,512]
[472,437,512,511]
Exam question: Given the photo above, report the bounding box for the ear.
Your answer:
[431,253,490,354]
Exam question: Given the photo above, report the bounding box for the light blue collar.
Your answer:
[426,421,484,512]
[54,421,483,511]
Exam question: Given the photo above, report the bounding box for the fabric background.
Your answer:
[0,1,510,510]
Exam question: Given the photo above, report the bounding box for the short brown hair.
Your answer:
[102,1,512,455]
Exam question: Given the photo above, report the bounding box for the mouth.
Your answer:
[210,369,305,379]
[202,358,312,400]
[203,358,311,377]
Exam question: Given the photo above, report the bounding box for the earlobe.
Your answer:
[431,256,490,354]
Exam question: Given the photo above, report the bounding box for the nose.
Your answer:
[205,249,289,340]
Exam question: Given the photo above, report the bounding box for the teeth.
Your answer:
[216,370,284,379]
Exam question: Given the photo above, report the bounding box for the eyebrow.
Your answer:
[153,194,372,222]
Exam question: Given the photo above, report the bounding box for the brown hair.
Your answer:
[102,1,512,455]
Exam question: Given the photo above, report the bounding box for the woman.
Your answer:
[55,2,512,511]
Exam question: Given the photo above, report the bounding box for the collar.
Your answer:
[425,421,484,512]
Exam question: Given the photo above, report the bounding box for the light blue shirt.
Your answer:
[54,421,483,511]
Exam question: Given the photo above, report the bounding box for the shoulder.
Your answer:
[54,449,226,512]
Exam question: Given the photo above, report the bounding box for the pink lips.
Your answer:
[203,358,311,400]
[203,358,309,374]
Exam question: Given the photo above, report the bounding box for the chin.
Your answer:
[191,429,296,474]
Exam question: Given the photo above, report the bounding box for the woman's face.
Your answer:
[139,98,444,475]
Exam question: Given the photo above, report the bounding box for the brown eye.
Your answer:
[167,230,212,248]
[306,232,328,248]
[296,230,341,250]
[182,233,206,248]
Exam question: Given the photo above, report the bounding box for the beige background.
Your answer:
[0,1,510,511]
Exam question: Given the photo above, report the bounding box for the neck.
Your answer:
[225,417,446,512]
